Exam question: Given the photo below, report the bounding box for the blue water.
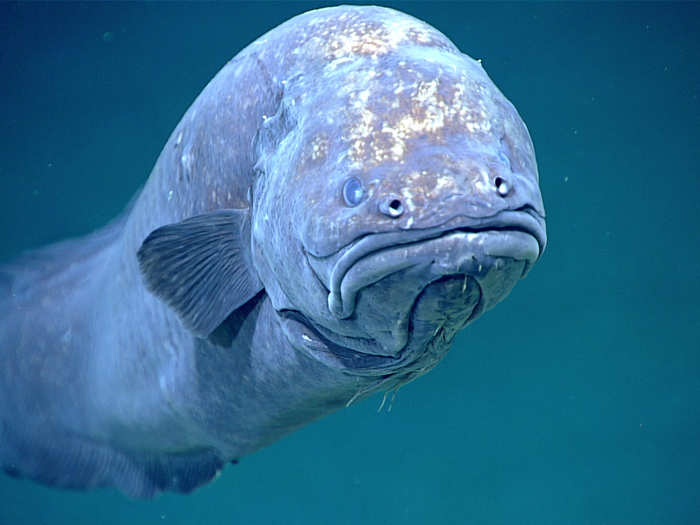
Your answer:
[0,2,698,524]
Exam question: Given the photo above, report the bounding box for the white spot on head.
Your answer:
[400,187,416,212]
[434,175,456,193]
[180,152,192,171]
[474,169,490,194]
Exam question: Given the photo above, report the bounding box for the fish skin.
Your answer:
[0,6,545,497]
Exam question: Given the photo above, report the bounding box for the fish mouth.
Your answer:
[312,207,546,319]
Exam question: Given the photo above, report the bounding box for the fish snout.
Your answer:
[372,167,545,239]
[368,147,545,230]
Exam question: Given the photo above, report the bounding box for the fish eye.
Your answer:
[342,177,364,207]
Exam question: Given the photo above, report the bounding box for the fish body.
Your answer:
[0,6,545,497]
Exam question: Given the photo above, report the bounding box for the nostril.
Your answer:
[494,176,510,197]
[379,197,404,218]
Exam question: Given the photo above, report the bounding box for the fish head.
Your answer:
[251,14,545,381]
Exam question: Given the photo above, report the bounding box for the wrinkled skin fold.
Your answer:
[0,6,545,497]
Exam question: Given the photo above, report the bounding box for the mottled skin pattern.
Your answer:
[0,6,545,497]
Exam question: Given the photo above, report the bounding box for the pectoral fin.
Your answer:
[137,209,263,337]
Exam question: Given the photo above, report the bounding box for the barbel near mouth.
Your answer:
[323,208,546,318]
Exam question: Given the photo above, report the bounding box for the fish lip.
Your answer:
[280,275,487,375]
[322,208,546,319]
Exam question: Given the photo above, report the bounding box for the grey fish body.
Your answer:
[0,6,545,497]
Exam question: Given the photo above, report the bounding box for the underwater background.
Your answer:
[0,1,698,524]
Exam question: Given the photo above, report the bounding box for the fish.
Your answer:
[0,5,546,497]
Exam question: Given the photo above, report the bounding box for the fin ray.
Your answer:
[137,209,263,337]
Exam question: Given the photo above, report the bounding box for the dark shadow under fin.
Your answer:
[137,209,263,338]
[208,289,266,348]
